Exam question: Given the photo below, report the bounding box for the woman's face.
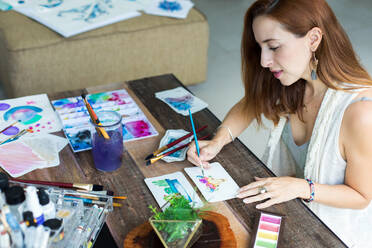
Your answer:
[252,15,312,86]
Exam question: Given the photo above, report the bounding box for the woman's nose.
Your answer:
[261,50,273,68]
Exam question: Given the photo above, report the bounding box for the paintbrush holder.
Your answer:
[149,217,202,248]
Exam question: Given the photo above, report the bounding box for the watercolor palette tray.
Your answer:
[251,211,284,248]
[51,89,158,152]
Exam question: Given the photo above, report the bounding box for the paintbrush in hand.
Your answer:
[188,109,205,176]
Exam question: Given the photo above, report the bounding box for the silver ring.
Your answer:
[259,186,267,194]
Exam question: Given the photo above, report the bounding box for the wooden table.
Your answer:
[20,74,346,247]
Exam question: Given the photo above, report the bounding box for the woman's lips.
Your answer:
[272,70,283,79]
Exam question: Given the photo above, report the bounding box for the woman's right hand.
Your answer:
[187,140,224,169]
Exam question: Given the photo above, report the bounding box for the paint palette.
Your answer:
[251,211,284,248]
[51,89,158,152]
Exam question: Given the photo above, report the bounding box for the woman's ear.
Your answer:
[308,27,323,52]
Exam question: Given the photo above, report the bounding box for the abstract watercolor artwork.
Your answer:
[4,0,146,37]
[0,94,61,142]
[155,87,208,116]
[158,129,193,162]
[185,162,239,202]
[52,89,158,152]
[145,172,203,209]
[144,0,194,19]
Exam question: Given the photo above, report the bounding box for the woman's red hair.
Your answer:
[241,0,372,125]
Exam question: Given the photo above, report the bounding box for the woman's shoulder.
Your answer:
[342,88,372,134]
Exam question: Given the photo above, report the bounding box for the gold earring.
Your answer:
[311,52,318,80]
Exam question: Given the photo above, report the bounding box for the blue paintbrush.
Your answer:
[188,109,205,177]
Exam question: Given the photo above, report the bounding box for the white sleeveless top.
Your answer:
[262,87,372,248]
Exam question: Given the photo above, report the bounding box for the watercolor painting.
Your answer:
[158,129,193,162]
[196,175,226,193]
[145,172,203,209]
[8,0,143,37]
[0,94,61,137]
[0,141,47,177]
[185,162,239,202]
[52,89,158,152]
[155,87,208,116]
[143,0,194,19]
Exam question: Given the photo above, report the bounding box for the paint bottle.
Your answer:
[25,186,44,225]
[4,186,25,222]
[0,173,9,208]
[43,218,64,242]
[23,211,37,227]
[37,188,56,220]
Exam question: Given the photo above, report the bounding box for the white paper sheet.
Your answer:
[155,87,208,116]
[144,171,203,209]
[184,162,239,202]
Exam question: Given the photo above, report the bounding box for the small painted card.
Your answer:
[144,171,203,209]
[184,162,239,202]
[158,129,193,162]
[155,87,208,116]
[52,89,158,152]
[144,0,194,19]
[0,94,61,140]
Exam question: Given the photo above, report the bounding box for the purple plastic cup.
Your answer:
[90,111,123,172]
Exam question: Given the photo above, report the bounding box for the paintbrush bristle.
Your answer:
[81,93,87,99]
[146,160,152,166]
[145,154,154,160]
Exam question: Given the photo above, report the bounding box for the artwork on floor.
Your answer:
[0,94,61,141]
[145,171,203,209]
[143,0,194,19]
[3,0,150,37]
[52,89,158,152]
[155,87,208,116]
[158,129,193,162]
[184,162,240,202]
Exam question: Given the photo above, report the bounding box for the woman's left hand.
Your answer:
[236,176,308,209]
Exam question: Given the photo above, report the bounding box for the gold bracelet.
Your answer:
[217,125,235,142]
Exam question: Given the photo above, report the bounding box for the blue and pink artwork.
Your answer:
[52,89,158,152]
[158,129,193,162]
[145,172,203,209]
[155,86,208,116]
[0,94,61,139]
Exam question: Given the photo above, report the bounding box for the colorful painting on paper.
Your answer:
[144,172,203,209]
[0,94,61,139]
[52,89,158,152]
[143,0,194,19]
[5,0,147,37]
[157,129,193,163]
[0,141,47,177]
[155,87,208,116]
[185,162,240,202]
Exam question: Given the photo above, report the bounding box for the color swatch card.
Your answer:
[145,171,203,209]
[0,94,62,140]
[251,211,284,248]
[184,162,239,202]
[144,0,194,19]
[155,87,208,116]
[5,0,145,37]
[51,89,158,152]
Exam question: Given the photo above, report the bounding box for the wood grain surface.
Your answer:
[12,74,347,247]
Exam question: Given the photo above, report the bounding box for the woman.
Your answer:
[187,0,372,246]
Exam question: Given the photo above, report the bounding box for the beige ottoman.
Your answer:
[0,8,208,97]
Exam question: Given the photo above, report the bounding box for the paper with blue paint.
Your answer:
[158,129,193,162]
[0,94,61,141]
[144,171,203,210]
[155,86,208,116]
[144,0,194,19]
[3,0,148,37]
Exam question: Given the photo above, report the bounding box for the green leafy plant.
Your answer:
[149,193,203,245]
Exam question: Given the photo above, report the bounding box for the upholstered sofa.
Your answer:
[0,8,208,97]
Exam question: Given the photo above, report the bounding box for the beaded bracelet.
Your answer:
[217,125,235,142]
[303,178,315,203]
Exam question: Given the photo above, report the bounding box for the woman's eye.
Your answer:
[270,46,279,51]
